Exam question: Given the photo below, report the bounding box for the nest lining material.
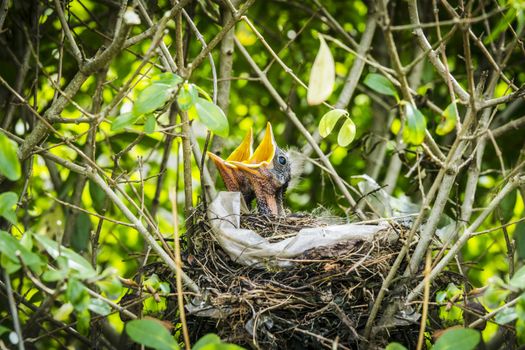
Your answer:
[180,192,427,349]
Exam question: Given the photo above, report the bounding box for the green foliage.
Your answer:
[192,333,246,350]
[318,109,357,147]
[0,132,21,181]
[385,342,408,350]
[432,328,480,350]
[193,97,229,137]
[402,103,427,145]
[0,191,18,225]
[0,230,44,274]
[436,103,458,136]
[363,73,399,100]
[126,319,180,350]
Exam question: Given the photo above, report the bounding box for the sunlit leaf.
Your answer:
[337,118,356,147]
[495,307,518,324]
[111,112,141,131]
[499,189,517,223]
[67,278,90,312]
[0,132,21,181]
[363,73,398,100]
[53,302,74,322]
[0,192,18,225]
[133,83,173,116]
[0,230,44,274]
[403,103,426,145]
[34,234,97,279]
[433,328,480,350]
[144,115,157,134]
[484,8,517,44]
[89,180,107,214]
[510,265,525,289]
[436,103,458,136]
[126,319,179,350]
[0,325,11,337]
[194,98,229,137]
[177,84,198,111]
[193,333,246,350]
[153,73,183,87]
[385,343,408,350]
[307,35,335,105]
[319,109,347,137]
[88,298,111,316]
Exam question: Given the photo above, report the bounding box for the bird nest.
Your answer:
[167,192,437,349]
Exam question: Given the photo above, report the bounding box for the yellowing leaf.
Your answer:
[436,102,458,136]
[307,35,335,105]
[337,118,356,147]
[403,103,426,145]
[319,109,347,137]
[236,21,257,46]
[0,133,21,181]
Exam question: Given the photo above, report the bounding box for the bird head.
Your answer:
[227,123,291,216]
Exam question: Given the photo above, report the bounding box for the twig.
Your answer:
[2,270,25,350]
[416,252,431,350]
[169,188,191,350]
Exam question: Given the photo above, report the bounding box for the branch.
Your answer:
[406,175,525,302]
[53,0,83,64]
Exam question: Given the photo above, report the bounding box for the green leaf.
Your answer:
[385,343,408,350]
[126,319,179,350]
[307,35,335,105]
[433,328,480,350]
[403,103,427,145]
[144,115,157,134]
[71,212,91,252]
[515,221,525,259]
[494,307,518,324]
[436,103,458,136]
[34,234,98,279]
[177,84,198,111]
[363,73,399,100]
[96,276,123,300]
[499,189,517,223]
[337,118,356,147]
[510,265,525,289]
[111,112,141,131]
[319,109,347,137]
[153,72,183,87]
[88,298,111,316]
[193,334,221,350]
[194,98,229,138]
[0,230,44,274]
[0,133,21,181]
[484,277,510,308]
[0,325,11,337]
[133,83,173,116]
[192,334,246,350]
[484,8,517,44]
[53,302,74,322]
[89,180,107,214]
[0,192,18,225]
[67,278,90,312]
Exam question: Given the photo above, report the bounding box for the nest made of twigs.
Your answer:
[164,209,434,350]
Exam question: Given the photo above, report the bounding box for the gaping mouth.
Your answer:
[227,122,276,175]
[208,122,286,216]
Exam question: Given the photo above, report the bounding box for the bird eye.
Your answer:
[278,155,287,165]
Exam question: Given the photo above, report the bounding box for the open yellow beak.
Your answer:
[228,122,276,174]
[207,127,253,192]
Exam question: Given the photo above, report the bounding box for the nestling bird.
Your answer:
[208,122,291,216]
